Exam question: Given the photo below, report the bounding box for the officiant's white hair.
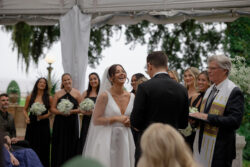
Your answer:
[138,123,197,167]
[208,55,232,76]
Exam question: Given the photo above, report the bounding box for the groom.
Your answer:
[131,51,189,165]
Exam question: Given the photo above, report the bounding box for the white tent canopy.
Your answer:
[1,0,250,91]
[1,0,250,25]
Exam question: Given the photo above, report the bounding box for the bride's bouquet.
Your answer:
[57,99,73,114]
[79,98,95,112]
[30,102,46,116]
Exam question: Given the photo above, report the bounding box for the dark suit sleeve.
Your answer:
[207,87,244,129]
[179,90,189,129]
[130,84,148,131]
[9,116,16,138]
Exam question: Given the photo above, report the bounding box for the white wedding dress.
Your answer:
[83,90,135,167]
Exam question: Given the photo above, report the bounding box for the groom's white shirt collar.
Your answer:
[153,71,168,77]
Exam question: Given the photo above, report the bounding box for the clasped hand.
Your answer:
[118,115,130,127]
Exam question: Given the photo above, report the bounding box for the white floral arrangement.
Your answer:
[229,56,250,95]
[30,102,46,116]
[57,99,73,114]
[189,107,198,113]
[79,98,94,111]
[179,123,193,137]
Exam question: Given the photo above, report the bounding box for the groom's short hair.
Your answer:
[147,51,168,68]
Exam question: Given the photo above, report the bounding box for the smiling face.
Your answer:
[184,70,195,88]
[89,74,99,88]
[37,78,47,90]
[131,75,137,90]
[110,65,127,85]
[0,95,9,111]
[197,74,210,92]
[62,74,72,89]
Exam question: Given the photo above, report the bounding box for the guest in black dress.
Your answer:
[130,73,145,94]
[51,73,82,167]
[23,78,52,167]
[77,72,100,154]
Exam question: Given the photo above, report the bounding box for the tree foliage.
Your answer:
[124,20,223,76]
[224,17,250,65]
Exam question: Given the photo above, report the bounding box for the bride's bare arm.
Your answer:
[93,92,127,125]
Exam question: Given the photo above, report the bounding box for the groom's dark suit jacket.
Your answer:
[130,73,189,163]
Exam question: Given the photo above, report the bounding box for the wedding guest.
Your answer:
[131,51,189,165]
[168,70,180,82]
[2,135,44,167]
[190,55,244,167]
[131,73,145,94]
[51,73,82,167]
[138,123,197,167]
[23,78,52,167]
[83,64,135,167]
[135,76,148,93]
[77,72,100,154]
[0,93,28,149]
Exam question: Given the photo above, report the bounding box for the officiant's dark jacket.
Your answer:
[130,73,189,163]
[202,87,244,167]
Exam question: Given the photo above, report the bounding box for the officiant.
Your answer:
[190,55,244,167]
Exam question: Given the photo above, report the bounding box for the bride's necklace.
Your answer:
[64,88,72,93]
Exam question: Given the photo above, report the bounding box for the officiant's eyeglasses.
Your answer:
[206,67,221,71]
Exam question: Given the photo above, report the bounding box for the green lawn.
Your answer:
[243,160,250,167]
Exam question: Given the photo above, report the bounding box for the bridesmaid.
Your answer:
[23,78,52,167]
[77,72,100,154]
[130,73,145,94]
[51,73,82,167]
[183,67,200,150]
[184,67,200,107]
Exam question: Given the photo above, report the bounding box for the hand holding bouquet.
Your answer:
[189,107,198,113]
[79,98,95,112]
[57,99,74,114]
[30,102,46,116]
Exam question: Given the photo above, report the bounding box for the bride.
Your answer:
[83,64,135,167]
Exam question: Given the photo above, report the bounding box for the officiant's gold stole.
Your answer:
[200,98,227,136]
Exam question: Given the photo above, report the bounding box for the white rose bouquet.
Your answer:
[30,102,47,116]
[189,107,198,113]
[57,99,74,114]
[79,98,95,112]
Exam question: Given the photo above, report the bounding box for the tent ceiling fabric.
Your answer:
[0,0,250,25]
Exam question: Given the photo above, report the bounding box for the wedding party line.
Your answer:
[0,52,244,167]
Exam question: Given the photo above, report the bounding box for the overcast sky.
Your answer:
[0,27,149,96]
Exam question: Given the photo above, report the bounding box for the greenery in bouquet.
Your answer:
[79,98,95,111]
[57,99,73,114]
[30,102,46,116]
[229,56,250,161]
[179,123,193,137]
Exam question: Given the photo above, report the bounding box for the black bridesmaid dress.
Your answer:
[25,106,50,167]
[77,96,96,154]
[51,92,79,167]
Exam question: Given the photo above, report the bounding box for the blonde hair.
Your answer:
[168,70,180,82]
[138,123,197,167]
[184,67,200,90]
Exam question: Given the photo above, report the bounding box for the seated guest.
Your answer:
[0,93,28,149]
[138,123,197,167]
[2,134,43,167]
[190,55,244,167]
